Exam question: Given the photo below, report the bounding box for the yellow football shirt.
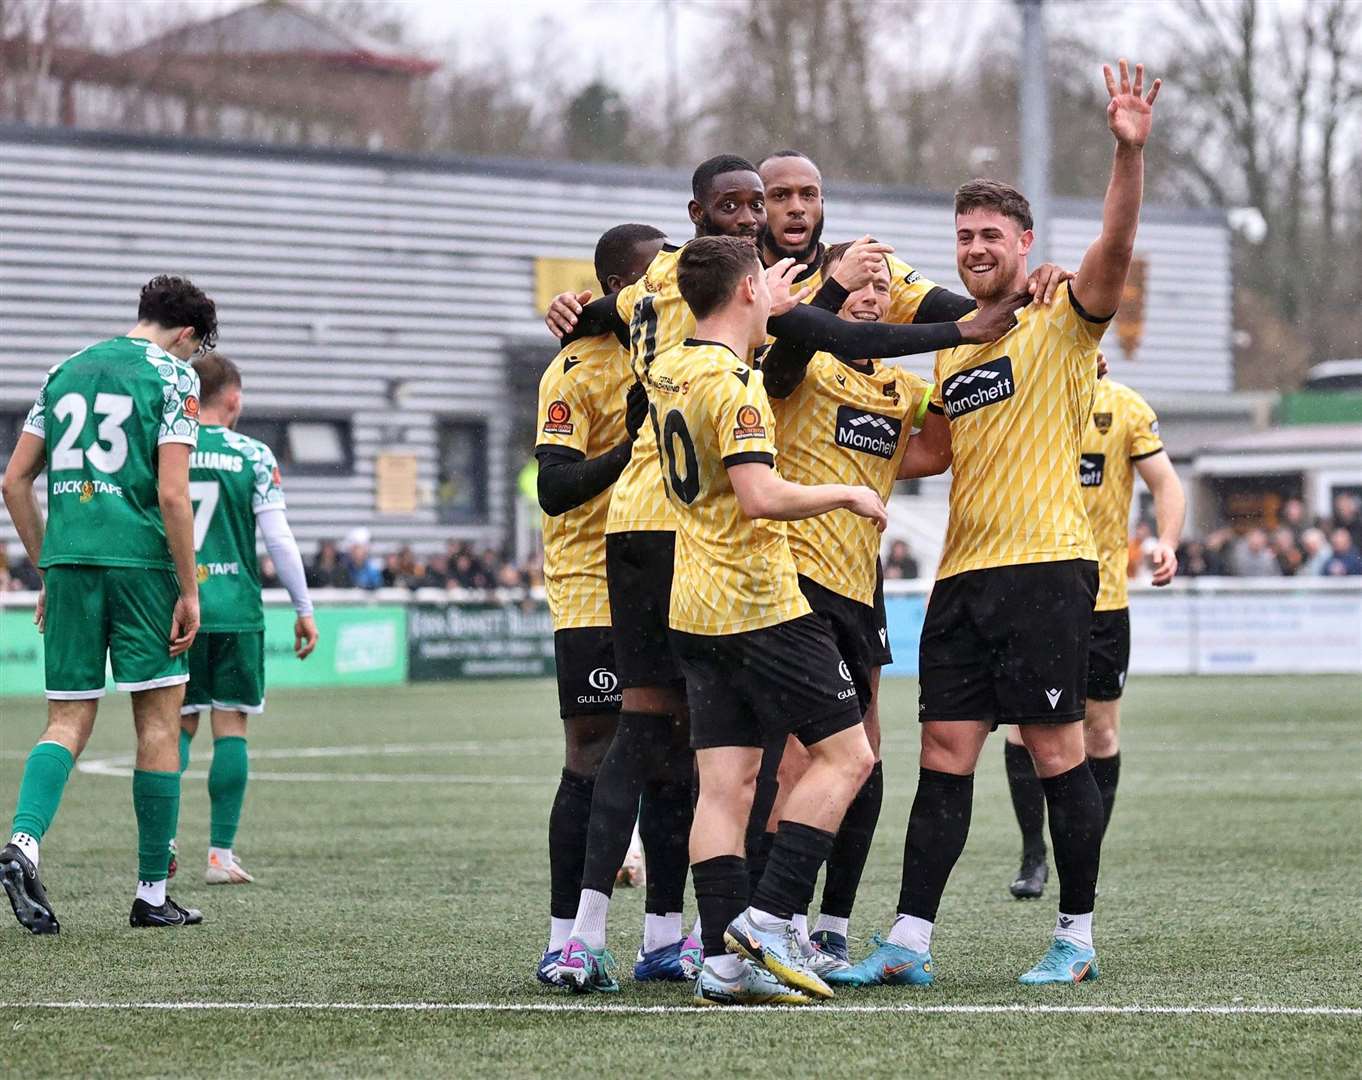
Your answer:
[1082,378,1164,611]
[932,282,1104,580]
[646,339,811,636]
[771,353,931,605]
[606,243,694,535]
[535,333,633,629]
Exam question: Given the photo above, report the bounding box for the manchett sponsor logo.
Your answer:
[942,357,1016,418]
[835,406,901,459]
[1079,453,1106,487]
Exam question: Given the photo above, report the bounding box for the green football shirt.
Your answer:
[190,426,286,632]
[23,337,200,571]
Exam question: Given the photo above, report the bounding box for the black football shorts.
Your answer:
[1087,607,1131,702]
[673,613,863,750]
[918,559,1098,727]
[605,530,684,690]
[553,626,622,719]
[798,575,876,718]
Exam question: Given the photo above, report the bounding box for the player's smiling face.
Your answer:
[691,171,766,242]
[837,258,891,323]
[760,156,824,262]
[955,208,1032,301]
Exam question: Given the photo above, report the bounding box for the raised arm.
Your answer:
[536,382,647,516]
[546,292,629,346]
[1072,60,1161,319]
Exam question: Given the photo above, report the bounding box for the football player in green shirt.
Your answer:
[175,352,318,886]
[2,275,216,932]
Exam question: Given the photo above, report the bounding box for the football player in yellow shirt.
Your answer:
[833,60,1163,991]
[659,236,887,1005]
[533,223,670,986]
[1003,364,1184,898]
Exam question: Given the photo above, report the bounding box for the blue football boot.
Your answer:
[1018,938,1099,985]
[825,933,934,988]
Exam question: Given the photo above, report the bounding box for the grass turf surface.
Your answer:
[1,675,1359,1077]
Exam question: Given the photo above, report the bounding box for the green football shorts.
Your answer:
[43,565,187,698]
[182,630,266,715]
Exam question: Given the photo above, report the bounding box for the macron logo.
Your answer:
[1045,688,1063,710]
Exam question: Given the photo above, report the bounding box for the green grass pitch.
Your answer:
[2,675,1359,1077]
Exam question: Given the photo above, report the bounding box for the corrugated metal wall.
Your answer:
[0,128,1232,553]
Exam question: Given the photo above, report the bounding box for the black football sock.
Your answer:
[579,712,667,896]
[640,775,692,916]
[693,854,748,959]
[1005,740,1048,860]
[548,768,595,920]
[744,739,784,899]
[897,768,974,921]
[1041,762,1104,915]
[751,820,836,922]
[746,831,775,903]
[819,760,884,920]
[1087,752,1121,836]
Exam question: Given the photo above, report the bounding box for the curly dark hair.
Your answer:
[138,275,218,350]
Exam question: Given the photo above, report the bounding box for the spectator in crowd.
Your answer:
[1230,527,1280,577]
[343,526,384,590]
[414,553,452,589]
[1300,528,1331,576]
[1177,539,1210,577]
[1333,493,1362,550]
[1321,527,1362,576]
[883,538,919,579]
[307,539,353,588]
[1202,528,1234,575]
[1281,497,1308,542]
[1271,526,1304,576]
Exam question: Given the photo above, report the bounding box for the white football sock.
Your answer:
[136,879,166,906]
[570,888,611,950]
[548,917,574,953]
[10,832,39,866]
[888,913,933,953]
[814,914,849,939]
[1054,911,1093,950]
[209,846,233,866]
[705,952,744,980]
[746,906,786,932]
[791,912,811,950]
[643,912,683,953]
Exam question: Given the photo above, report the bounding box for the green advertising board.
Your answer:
[407,601,556,680]
[0,603,406,697]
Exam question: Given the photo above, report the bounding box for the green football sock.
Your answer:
[208,736,248,850]
[11,741,75,842]
[179,729,192,775]
[133,769,180,882]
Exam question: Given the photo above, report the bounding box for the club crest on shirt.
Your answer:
[543,400,573,436]
[1093,412,1112,434]
[835,406,901,460]
[733,404,766,441]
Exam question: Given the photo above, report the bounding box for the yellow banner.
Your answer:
[534,257,598,314]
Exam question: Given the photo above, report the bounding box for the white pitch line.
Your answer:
[0,1001,1358,1017]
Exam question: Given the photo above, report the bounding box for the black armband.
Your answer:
[534,442,633,516]
[767,302,962,361]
